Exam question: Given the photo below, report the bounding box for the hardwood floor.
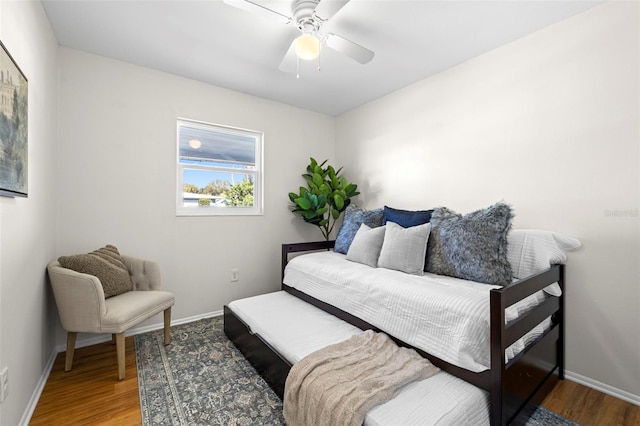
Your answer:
[30,338,639,425]
[542,380,639,426]
[30,337,141,426]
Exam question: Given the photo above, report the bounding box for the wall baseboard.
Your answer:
[19,348,58,426]
[21,310,223,426]
[565,370,640,406]
[53,309,224,353]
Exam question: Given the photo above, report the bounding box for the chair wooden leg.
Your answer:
[115,332,125,380]
[65,332,77,372]
[164,307,172,345]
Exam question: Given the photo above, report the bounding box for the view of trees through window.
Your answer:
[183,175,254,207]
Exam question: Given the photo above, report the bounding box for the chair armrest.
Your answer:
[122,255,162,291]
[47,261,106,333]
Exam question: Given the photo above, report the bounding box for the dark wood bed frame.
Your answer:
[224,240,565,425]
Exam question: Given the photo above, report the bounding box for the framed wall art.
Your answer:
[0,40,27,198]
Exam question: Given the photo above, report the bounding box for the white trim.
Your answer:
[22,310,223,425]
[19,349,58,426]
[52,309,224,353]
[565,370,640,406]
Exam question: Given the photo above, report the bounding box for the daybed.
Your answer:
[224,204,580,425]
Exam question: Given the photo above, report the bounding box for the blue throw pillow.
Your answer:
[334,206,384,254]
[382,206,433,228]
[425,202,513,285]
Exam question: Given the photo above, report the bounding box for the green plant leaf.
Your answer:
[319,218,329,226]
[344,183,359,197]
[295,197,311,210]
[330,174,339,189]
[312,172,324,187]
[303,211,318,220]
[304,192,319,208]
[318,183,331,195]
[332,208,340,219]
[315,206,328,216]
[288,192,298,202]
[334,194,345,210]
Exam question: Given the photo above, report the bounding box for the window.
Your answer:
[176,119,263,216]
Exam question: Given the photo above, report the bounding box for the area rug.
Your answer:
[135,316,577,426]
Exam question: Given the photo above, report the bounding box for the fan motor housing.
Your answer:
[293,0,320,23]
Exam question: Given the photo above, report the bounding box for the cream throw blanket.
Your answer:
[283,330,440,426]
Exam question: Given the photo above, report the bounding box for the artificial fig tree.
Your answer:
[288,157,360,241]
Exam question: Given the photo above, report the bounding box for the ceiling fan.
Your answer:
[223,0,375,73]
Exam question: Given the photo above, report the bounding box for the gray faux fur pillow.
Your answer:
[426,203,513,286]
[58,245,133,298]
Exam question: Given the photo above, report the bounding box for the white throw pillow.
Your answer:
[507,229,581,296]
[346,224,386,267]
[378,221,431,275]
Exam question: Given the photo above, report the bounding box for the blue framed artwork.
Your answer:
[0,40,27,198]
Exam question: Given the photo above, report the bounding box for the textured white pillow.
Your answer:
[378,221,431,275]
[507,229,581,296]
[346,224,386,267]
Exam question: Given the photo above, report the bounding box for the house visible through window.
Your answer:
[177,119,263,216]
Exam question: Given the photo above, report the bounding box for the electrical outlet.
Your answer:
[0,367,8,403]
[231,269,239,282]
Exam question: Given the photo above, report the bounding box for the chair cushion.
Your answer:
[58,245,133,298]
[101,290,175,333]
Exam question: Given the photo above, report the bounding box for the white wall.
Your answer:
[0,1,59,425]
[336,1,639,400]
[56,48,335,343]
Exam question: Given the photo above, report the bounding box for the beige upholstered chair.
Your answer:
[47,255,175,380]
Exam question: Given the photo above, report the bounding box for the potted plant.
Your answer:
[288,157,360,241]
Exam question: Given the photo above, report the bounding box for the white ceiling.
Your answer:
[41,0,602,116]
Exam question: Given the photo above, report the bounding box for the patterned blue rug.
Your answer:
[135,316,577,425]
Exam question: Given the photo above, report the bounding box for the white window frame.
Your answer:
[176,118,263,216]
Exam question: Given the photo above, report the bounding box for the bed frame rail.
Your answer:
[490,264,565,425]
[223,306,292,398]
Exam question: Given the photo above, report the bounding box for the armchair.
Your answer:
[47,255,175,380]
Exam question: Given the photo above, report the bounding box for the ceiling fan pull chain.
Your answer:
[296,55,300,79]
[317,43,321,72]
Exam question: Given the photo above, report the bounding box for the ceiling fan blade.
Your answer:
[223,0,291,24]
[313,0,351,22]
[278,40,298,73]
[322,33,375,64]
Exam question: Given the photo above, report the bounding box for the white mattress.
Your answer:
[283,251,551,372]
[228,290,362,363]
[228,291,490,426]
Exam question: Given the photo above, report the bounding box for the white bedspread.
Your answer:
[284,251,550,372]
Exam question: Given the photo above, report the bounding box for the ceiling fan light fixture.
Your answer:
[294,33,320,60]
